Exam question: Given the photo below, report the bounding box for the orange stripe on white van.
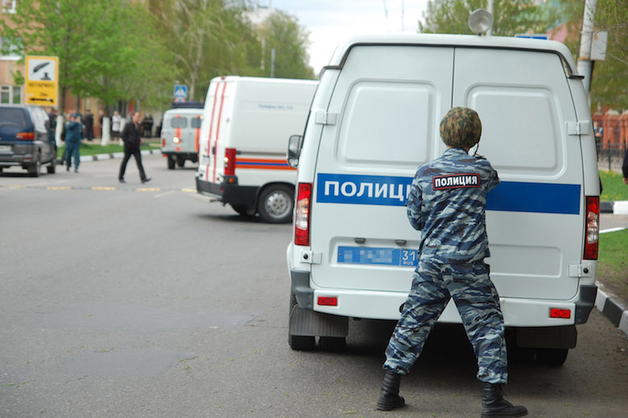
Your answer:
[194,116,201,152]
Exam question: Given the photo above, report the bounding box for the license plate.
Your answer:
[0,145,11,152]
[337,246,418,267]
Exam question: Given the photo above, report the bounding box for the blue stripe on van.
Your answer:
[316,173,581,215]
[487,181,581,215]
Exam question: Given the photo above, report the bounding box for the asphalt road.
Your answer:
[1,155,627,418]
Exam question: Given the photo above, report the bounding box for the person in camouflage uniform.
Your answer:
[377,108,527,418]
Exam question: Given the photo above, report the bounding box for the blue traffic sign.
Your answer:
[174,84,188,99]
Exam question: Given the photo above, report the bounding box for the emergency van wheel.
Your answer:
[230,204,253,216]
[536,348,568,366]
[319,336,346,352]
[258,185,294,224]
[167,156,176,170]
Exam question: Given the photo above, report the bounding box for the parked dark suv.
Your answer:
[0,104,56,177]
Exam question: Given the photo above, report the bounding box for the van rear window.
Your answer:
[170,117,188,128]
[191,117,202,128]
[0,108,29,130]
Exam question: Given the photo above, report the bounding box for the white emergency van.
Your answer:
[196,76,317,223]
[286,33,600,364]
[161,107,203,169]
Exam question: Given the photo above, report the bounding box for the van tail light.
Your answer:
[295,183,312,246]
[16,132,35,140]
[584,196,599,260]
[224,147,236,176]
[162,139,166,147]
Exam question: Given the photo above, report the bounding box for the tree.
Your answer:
[420,0,546,36]
[255,11,315,79]
[590,0,627,109]
[0,0,174,111]
[150,0,264,102]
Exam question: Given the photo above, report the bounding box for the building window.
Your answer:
[1,0,16,14]
[0,36,22,59]
[1,85,22,104]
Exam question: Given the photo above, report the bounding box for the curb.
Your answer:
[595,286,628,337]
[601,200,628,215]
[78,148,162,163]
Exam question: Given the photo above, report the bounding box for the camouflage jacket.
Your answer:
[407,147,499,263]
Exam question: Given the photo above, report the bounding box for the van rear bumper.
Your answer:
[196,177,258,205]
[290,268,597,327]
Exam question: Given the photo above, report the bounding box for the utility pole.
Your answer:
[577,0,597,94]
[487,0,494,36]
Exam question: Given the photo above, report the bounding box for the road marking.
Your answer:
[47,186,72,190]
[181,188,196,193]
[137,187,160,192]
[92,186,116,191]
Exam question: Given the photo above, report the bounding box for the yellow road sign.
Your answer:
[25,56,59,106]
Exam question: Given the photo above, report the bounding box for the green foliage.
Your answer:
[256,11,315,79]
[0,0,175,110]
[599,170,628,201]
[598,229,628,303]
[420,0,546,36]
[590,0,628,110]
[2,1,314,109]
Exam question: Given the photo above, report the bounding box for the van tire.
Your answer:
[167,156,176,170]
[319,336,346,352]
[230,204,254,216]
[536,348,568,366]
[258,185,294,224]
[46,157,56,174]
[177,157,185,167]
[28,158,41,177]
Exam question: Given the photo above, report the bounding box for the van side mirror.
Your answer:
[287,135,303,168]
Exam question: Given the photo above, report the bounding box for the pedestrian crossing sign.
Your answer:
[174,85,188,99]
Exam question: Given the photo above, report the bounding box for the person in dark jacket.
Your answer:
[65,113,84,173]
[84,109,94,141]
[622,147,628,185]
[118,111,151,183]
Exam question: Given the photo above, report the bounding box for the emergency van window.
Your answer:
[170,117,188,128]
[337,81,433,169]
[190,116,202,129]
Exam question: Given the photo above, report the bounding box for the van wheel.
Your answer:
[536,348,568,366]
[167,156,176,170]
[319,336,346,352]
[46,157,56,174]
[258,185,294,224]
[177,157,185,167]
[28,159,41,177]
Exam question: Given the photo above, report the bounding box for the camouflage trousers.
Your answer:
[383,259,508,384]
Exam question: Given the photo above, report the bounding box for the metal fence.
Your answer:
[597,142,627,173]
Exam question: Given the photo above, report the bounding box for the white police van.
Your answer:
[196,76,317,223]
[286,31,599,364]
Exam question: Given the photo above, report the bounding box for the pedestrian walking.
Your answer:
[118,111,151,184]
[377,108,527,418]
[64,113,84,173]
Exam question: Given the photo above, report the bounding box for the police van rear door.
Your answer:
[310,45,454,299]
[452,47,583,301]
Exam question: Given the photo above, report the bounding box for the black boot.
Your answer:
[376,371,405,411]
[481,383,528,417]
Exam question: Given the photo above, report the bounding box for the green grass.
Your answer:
[598,229,628,303]
[57,141,159,158]
[600,170,628,201]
